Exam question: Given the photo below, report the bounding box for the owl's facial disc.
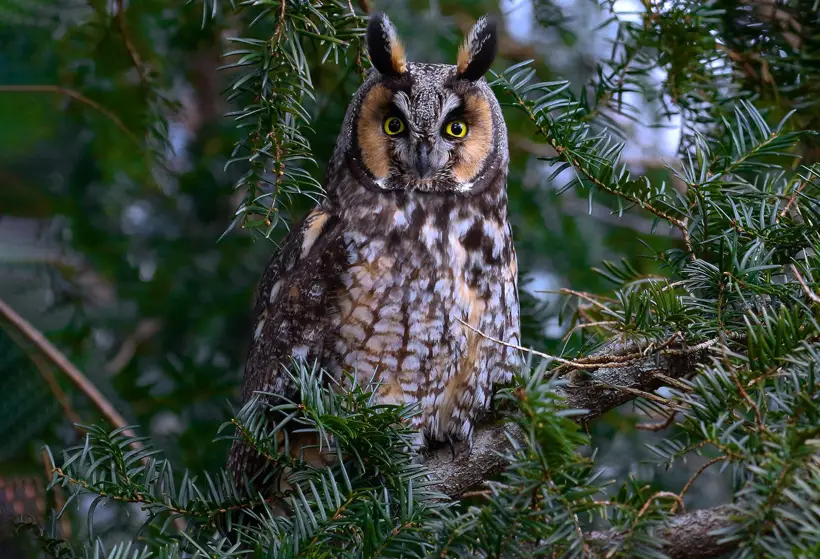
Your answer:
[353,13,501,195]
[355,78,496,193]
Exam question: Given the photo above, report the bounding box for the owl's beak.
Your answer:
[414,143,433,179]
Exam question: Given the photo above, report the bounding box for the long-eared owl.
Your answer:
[229,13,522,478]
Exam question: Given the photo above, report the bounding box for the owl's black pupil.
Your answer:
[450,122,463,135]
[387,118,401,133]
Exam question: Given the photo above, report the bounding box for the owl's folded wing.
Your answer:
[228,206,346,478]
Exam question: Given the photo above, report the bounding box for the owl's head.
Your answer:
[335,13,507,195]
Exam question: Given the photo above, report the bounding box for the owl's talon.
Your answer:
[446,435,456,462]
[446,435,471,462]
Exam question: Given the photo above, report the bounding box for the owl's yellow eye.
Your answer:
[444,119,468,138]
[383,116,405,135]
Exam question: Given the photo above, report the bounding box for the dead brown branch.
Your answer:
[424,332,737,558]
[426,337,712,497]
[115,0,151,87]
[791,264,820,305]
[0,85,140,145]
[0,297,140,448]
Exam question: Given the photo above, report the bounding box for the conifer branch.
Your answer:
[587,504,738,559]
[426,337,709,498]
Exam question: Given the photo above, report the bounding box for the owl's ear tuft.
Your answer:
[456,16,498,81]
[366,12,407,77]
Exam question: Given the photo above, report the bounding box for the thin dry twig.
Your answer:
[636,491,685,521]
[673,456,726,514]
[0,297,139,448]
[559,288,616,310]
[0,85,140,145]
[31,353,84,428]
[651,372,693,392]
[562,320,620,340]
[456,318,607,370]
[592,382,676,407]
[730,370,765,432]
[791,264,820,304]
[636,409,678,432]
[115,0,150,87]
[458,318,693,374]
[780,180,808,217]
[3,324,85,429]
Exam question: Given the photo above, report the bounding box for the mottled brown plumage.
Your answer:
[229,13,521,481]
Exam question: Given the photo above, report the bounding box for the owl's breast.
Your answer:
[327,202,521,441]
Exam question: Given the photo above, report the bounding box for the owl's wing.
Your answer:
[228,206,346,480]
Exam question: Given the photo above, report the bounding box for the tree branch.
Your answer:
[0,85,140,145]
[115,0,151,87]
[588,504,738,559]
[0,297,139,446]
[425,339,733,557]
[427,339,705,497]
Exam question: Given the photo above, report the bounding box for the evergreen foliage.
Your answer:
[1,1,819,557]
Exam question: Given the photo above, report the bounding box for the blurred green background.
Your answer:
[0,0,730,552]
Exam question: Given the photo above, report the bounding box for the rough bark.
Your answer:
[588,505,738,559]
[425,340,738,559]
[426,340,701,496]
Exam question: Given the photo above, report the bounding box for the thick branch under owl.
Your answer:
[426,337,739,559]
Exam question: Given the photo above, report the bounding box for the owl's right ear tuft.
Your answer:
[366,12,407,77]
[456,16,498,81]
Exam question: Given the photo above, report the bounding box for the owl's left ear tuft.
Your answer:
[366,12,407,77]
[456,15,498,82]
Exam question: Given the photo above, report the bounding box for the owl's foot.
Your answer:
[445,434,471,462]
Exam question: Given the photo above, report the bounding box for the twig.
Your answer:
[459,319,699,374]
[0,297,139,447]
[105,318,163,375]
[790,264,820,304]
[3,324,85,429]
[636,491,684,521]
[31,354,84,428]
[651,372,692,392]
[456,318,608,370]
[562,320,619,340]
[592,382,676,407]
[673,456,726,514]
[115,0,150,87]
[0,85,140,145]
[681,226,696,260]
[559,288,616,310]
[636,409,677,431]
[730,369,765,432]
[780,180,807,217]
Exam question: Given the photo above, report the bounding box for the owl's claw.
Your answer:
[446,434,456,462]
[446,435,471,462]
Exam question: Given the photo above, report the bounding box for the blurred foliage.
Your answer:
[0,0,819,556]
